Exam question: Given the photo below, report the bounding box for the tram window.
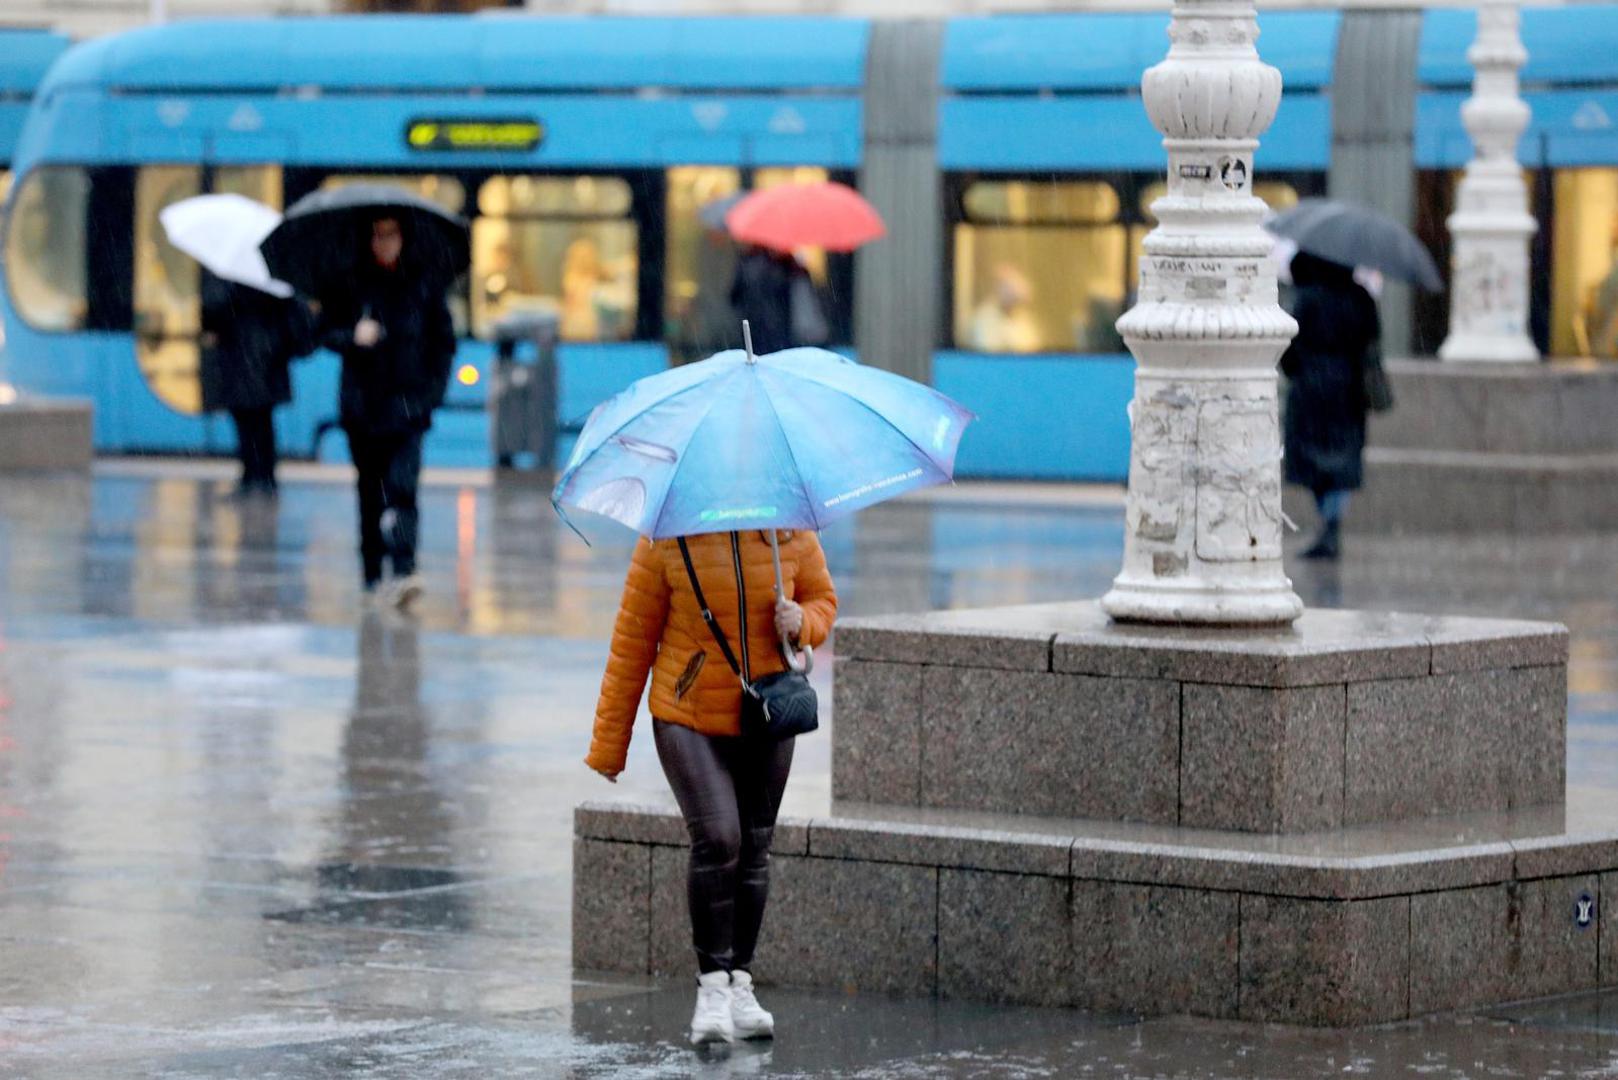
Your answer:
[472,174,638,342]
[1551,169,1618,358]
[321,172,465,215]
[665,166,743,360]
[4,166,90,333]
[952,179,1127,354]
[215,165,283,209]
[133,165,204,415]
[480,174,631,217]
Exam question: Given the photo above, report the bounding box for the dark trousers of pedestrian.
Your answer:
[231,407,278,492]
[653,719,794,975]
[346,429,423,589]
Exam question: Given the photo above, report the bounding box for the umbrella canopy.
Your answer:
[698,192,745,232]
[553,345,973,539]
[259,183,470,295]
[725,181,886,253]
[1264,199,1443,292]
[159,194,291,298]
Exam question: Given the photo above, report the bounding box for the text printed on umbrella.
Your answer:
[824,468,925,510]
[699,506,781,524]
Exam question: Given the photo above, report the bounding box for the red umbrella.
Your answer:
[724,181,886,253]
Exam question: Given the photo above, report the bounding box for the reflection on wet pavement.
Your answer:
[3,465,1618,1077]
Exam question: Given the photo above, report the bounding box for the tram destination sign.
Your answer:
[406,118,544,153]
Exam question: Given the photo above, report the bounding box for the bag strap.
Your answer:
[728,531,752,683]
[676,535,752,688]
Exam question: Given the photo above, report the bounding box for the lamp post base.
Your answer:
[1101,575,1303,627]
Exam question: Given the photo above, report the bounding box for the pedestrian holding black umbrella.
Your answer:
[262,185,467,610]
[1267,199,1441,560]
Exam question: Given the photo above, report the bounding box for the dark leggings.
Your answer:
[231,407,278,489]
[653,719,794,975]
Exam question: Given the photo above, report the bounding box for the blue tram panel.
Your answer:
[0,30,70,167]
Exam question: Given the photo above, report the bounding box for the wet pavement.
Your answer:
[3,461,1618,1078]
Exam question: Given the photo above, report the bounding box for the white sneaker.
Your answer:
[689,970,734,1046]
[728,970,774,1040]
[388,574,424,612]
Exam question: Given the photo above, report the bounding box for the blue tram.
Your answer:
[6,10,1618,479]
[1,17,865,467]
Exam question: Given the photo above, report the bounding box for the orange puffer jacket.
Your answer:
[586,529,837,776]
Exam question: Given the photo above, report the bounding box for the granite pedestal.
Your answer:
[0,399,93,470]
[831,602,1567,833]
[1290,359,1618,534]
[573,601,1592,1026]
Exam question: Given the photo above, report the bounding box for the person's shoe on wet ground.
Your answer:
[728,969,774,1040]
[1303,519,1341,560]
[387,573,424,612]
[219,479,278,502]
[690,970,734,1046]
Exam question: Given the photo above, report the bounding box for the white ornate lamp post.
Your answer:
[1439,1,1539,364]
[1101,0,1303,626]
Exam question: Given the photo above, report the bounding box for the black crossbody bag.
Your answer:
[677,533,820,740]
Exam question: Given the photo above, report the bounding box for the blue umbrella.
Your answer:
[553,327,974,665]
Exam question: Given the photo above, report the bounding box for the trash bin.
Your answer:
[489,311,559,471]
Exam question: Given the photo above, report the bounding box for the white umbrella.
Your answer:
[159,193,292,298]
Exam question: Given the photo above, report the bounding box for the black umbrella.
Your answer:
[1264,198,1444,292]
[259,183,470,295]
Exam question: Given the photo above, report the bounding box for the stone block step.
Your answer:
[573,795,1618,1026]
[0,400,92,471]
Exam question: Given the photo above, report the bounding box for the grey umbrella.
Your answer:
[1263,198,1444,292]
[698,192,745,232]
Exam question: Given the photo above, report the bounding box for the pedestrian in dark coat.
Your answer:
[200,277,319,496]
[1281,251,1380,560]
[729,247,793,355]
[728,247,826,355]
[319,215,455,610]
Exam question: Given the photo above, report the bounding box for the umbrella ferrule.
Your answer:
[742,320,757,365]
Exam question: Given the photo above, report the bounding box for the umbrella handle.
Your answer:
[783,641,813,676]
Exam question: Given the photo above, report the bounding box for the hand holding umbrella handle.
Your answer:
[770,528,814,675]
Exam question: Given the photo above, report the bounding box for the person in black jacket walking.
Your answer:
[320,215,455,610]
[729,246,826,356]
[1281,252,1380,561]
[200,277,319,497]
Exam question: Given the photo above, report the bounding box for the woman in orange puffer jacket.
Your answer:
[587,528,837,1045]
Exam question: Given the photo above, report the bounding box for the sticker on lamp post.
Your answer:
[1575,893,1596,930]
